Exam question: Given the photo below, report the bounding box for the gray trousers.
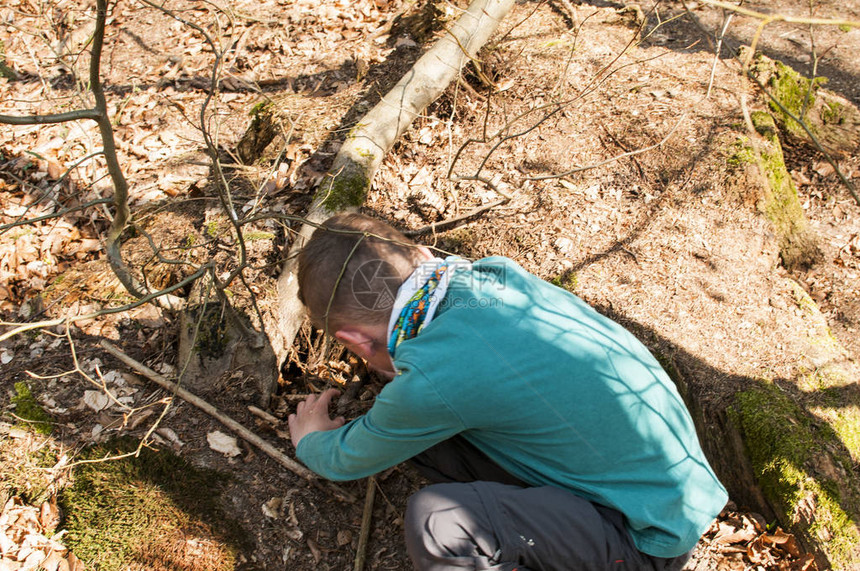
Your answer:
[405,437,691,571]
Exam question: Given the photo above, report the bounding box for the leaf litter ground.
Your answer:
[1,0,860,569]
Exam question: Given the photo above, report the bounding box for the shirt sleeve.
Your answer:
[295,362,466,481]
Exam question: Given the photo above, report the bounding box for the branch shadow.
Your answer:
[633,3,860,107]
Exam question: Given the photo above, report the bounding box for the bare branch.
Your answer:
[353,475,377,571]
[0,109,101,125]
[0,198,113,233]
[405,197,509,237]
[697,0,860,29]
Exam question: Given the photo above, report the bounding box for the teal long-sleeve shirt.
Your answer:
[296,256,728,558]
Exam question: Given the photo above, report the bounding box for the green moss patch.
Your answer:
[61,437,248,571]
[316,168,369,212]
[549,271,578,292]
[730,383,860,567]
[820,100,846,126]
[810,404,860,464]
[242,230,275,241]
[12,381,53,435]
[766,61,827,139]
[726,136,756,169]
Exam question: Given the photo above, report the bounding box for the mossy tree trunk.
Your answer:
[679,357,860,569]
[687,102,860,565]
[267,0,516,367]
[748,111,821,271]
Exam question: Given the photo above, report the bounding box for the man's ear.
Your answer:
[417,245,434,260]
[334,328,374,360]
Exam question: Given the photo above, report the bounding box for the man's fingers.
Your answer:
[317,388,341,408]
[297,393,319,414]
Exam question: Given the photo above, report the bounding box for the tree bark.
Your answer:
[269,0,516,367]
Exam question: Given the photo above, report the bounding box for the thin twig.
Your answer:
[449,19,672,183]
[0,109,101,125]
[0,197,113,232]
[528,113,687,180]
[405,197,509,236]
[706,10,735,99]
[354,474,377,571]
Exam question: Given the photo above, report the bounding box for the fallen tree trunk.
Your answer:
[269,0,516,366]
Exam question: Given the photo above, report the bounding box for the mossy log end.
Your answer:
[750,53,860,157]
[236,102,277,165]
[178,299,278,407]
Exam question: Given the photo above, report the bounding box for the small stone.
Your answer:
[554,236,574,254]
[336,530,353,546]
[156,427,184,447]
[82,390,110,412]
[262,497,283,519]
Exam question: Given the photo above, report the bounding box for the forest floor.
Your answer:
[1,0,859,570]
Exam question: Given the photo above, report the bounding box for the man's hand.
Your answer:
[288,388,346,449]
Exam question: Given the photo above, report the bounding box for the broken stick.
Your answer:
[354,475,377,571]
[100,340,357,504]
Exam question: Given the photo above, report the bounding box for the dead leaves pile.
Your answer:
[697,507,817,571]
[0,145,104,312]
[0,496,82,571]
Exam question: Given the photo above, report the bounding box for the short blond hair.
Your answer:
[297,213,424,330]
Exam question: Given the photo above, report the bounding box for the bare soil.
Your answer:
[1,0,859,570]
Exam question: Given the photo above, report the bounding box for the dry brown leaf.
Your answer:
[714,525,758,545]
[813,161,835,178]
[790,553,818,571]
[767,527,801,557]
[39,549,67,571]
[38,499,60,532]
[306,538,321,563]
[67,551,85,571]
[747,535,775,567]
